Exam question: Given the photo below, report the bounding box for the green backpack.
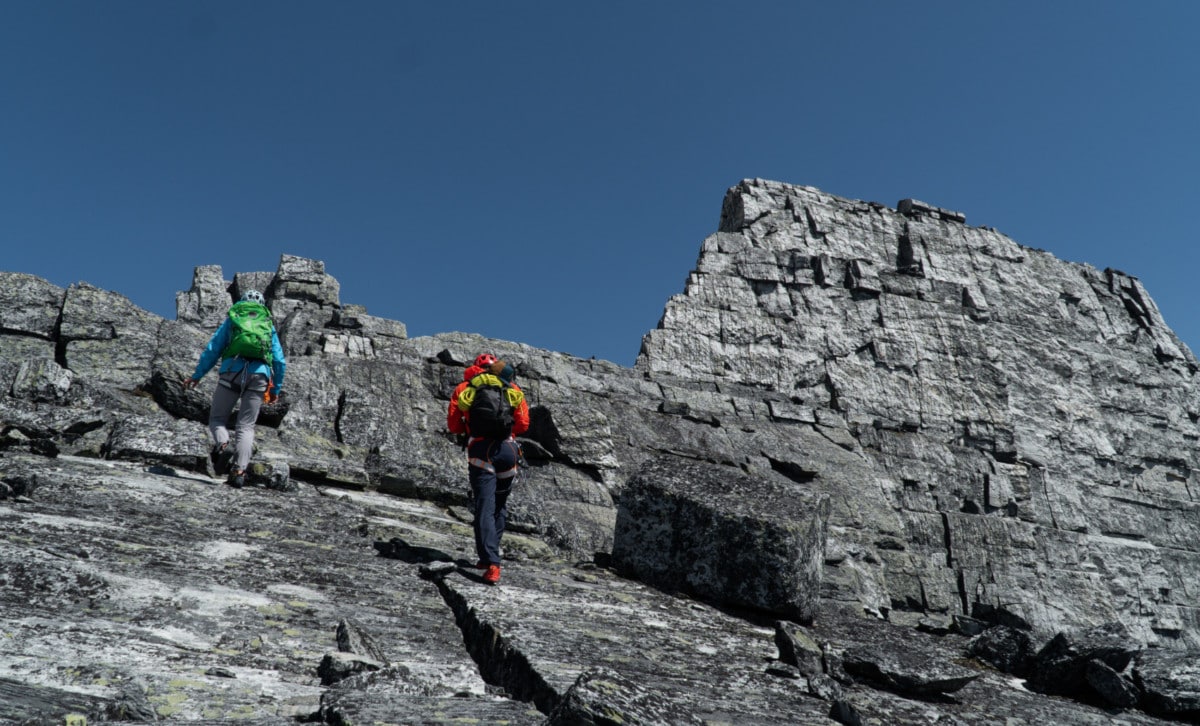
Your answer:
[223,300,274,365]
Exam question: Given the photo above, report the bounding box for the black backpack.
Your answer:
[460,373,515,439]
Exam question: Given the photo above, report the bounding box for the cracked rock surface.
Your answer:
[0,453,1175,724]
[5,182,1200,723]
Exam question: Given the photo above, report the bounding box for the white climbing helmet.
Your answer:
[241,289,266,305]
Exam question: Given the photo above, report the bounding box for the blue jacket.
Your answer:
[191,317,287,394]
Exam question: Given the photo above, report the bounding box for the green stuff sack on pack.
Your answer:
[223,300,274,364]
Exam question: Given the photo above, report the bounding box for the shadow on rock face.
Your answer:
[146,370,209,423]
[373,537,456,564]
[256,394,290,428]
[145,370,289,428]
[524,405,563,460]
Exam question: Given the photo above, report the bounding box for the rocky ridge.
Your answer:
[3,179,1200,723]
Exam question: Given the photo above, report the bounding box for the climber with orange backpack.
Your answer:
[447,353,530,585]
[183,289,286,488]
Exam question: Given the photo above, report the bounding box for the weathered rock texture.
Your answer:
[613,455,829,623]
[642,180,1200,647]
[3,183,1200,724]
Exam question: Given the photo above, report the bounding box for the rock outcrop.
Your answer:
[613,455,829,623]
[3,181,1200,723]
[643,180,1200,647]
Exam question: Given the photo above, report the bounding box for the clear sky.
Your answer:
[3,2,1198,366]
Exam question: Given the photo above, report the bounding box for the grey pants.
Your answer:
[208,368,268,473]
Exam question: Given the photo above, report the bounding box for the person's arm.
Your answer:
[182,320,231,388]
[449,381,473,434]
[511,388,530,437]
[269,329,286,397]
[448,389,467,435]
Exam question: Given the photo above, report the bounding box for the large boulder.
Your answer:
[612,455,830,622]
[840,644,980,698]
[174,263,230,328]
[0,271,64,338]
[1135,649,1200,721]
[1026,621,1141,704]
[270,254,340,306]
[968,624,1035,675]
[59,282,165,390]
[546,668,706,725]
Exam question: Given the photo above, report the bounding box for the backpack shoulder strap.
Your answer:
[505,387,525,407]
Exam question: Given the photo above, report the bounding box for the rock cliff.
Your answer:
[3,179,1200,724]
[643,181,1200,646]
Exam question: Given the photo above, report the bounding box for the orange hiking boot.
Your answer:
[483,564,501,585]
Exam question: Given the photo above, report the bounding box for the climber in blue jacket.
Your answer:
[183,289,286,487]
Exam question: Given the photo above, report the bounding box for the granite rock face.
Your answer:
[613,455,829,622]
[3,179,1200,723]
[643,179,1200,648]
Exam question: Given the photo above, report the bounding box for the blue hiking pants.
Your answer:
[467,437,519,566]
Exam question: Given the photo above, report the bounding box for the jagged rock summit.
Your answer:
[644,180,1200,645]
[3,179,1200,724]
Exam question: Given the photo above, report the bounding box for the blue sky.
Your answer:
[3,2,1198,366]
